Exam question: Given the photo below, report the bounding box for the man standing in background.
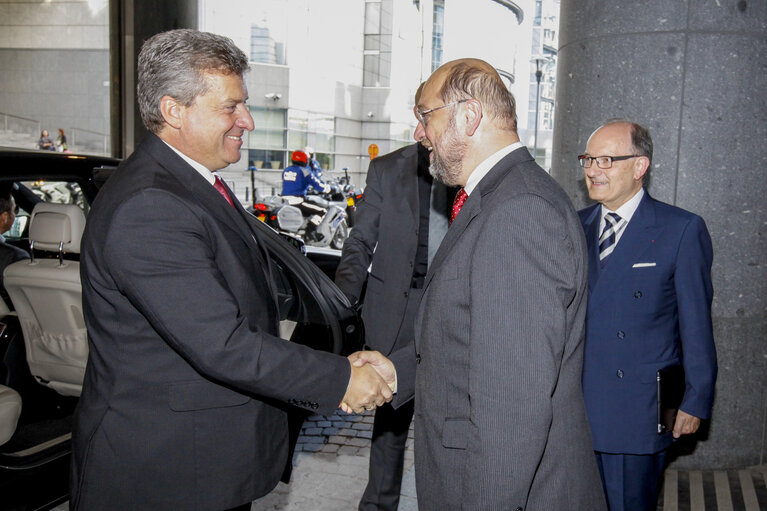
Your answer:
[335,84,453,510]
[578,119,717,511]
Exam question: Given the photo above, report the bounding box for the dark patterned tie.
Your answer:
[214,175,235,208]
[450,187,468,225]
[599,212,623,261]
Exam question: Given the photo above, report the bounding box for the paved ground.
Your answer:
[55,410,766,510]
[251,410,417,511]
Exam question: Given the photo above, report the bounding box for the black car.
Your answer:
[0,147,361,510]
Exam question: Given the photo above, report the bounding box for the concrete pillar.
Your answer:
[110,0,198,157]
[551,1,767,469]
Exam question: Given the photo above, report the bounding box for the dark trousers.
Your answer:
[595,450,668,511]
[358,399,415,511]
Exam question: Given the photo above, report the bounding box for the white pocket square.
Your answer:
[632,262,656,268]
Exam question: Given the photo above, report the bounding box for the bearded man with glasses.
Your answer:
[354,58,606,510]
[578,119,718,511]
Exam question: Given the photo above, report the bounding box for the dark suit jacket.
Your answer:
[579,191,717,454]
[335,143,442,354]
[0,240,29,309]
[70,134,351,510]
[392,147,606,510]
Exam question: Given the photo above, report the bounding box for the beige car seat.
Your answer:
[4,202,87,397]
[0,384,21,445]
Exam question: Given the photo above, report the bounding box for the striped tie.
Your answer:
[599,212,623,261]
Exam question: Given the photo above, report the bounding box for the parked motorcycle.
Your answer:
[251,194,348,250]
[251,168,362,250]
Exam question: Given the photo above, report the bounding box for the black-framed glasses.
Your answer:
[578,154,640,169]
[415,99,470,126]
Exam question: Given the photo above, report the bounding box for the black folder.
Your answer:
[656,364,685,434]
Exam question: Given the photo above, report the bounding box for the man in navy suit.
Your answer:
[578,120,717,511]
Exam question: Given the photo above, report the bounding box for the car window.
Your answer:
[246,214,362,356]
[5,180,89,241]
[270,254,341,353]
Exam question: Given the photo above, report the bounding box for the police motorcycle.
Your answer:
[252,151,349,250]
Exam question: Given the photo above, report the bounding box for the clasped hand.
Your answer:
[339,350,396,414]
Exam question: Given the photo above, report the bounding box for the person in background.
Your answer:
[55,128,68,152]
[335,82,454,511]
[281,149,331,217]
[37,130,55,151]
[578,119,717,511]
[0,184,28,310]
[304,146,323,180]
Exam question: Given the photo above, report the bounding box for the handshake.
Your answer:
[339,351,396,414]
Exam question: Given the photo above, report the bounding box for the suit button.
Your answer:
[403,291,409,298]
[416,354,421,364]
[634,291,643,298]
[617,331,626,339]
[617,370,624,379]
[311,403,319,410]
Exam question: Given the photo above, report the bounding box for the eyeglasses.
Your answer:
[415,99,470,126]
[578,154,641,169]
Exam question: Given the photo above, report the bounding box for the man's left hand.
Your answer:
[672,410,701,439]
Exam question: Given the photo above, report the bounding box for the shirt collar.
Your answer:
[601,187,644,224]
[464,142,525,195]
[162,141,218,185]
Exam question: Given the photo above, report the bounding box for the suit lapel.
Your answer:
[396,144,420,231]
[590,193,660,305]
[582,205,601,292]
[422,147,533,291]
[144,136,278,311]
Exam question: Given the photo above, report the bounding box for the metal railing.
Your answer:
[0,112,40,140]
[69,127,110,156]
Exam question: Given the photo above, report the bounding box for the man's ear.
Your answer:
[464,99,482,137]
[159,96,183,130]
[633,155,650,181]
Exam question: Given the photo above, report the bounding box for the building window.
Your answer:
[248,107,287,169]
[534,0,542,26]
[287,110,336,170]
[250,24,284,65]
[431,0,445,72]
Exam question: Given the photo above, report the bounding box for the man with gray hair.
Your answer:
[71,29,393,510]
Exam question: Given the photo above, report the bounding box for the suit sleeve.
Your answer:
[334,158,383,303]
[676,215,717,419]
[102,190,350,415]
[465,194,579,506]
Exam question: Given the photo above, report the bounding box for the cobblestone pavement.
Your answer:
[252,410,417,511]
[54,411,766,510]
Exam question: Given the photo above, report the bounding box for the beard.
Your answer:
[429,116,466,187]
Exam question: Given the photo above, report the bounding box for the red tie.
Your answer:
[450,187,468,225]
[214,175,235,208]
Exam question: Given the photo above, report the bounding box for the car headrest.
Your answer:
[29,202,86,254]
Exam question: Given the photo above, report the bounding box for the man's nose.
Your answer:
[236,105,255,131]
[413,121,425,142]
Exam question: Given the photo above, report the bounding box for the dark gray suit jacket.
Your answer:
[392,147,606,510]
[71,134,351,510]
[336,143,447,354]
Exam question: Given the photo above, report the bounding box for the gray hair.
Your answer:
[137,29,249,134]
